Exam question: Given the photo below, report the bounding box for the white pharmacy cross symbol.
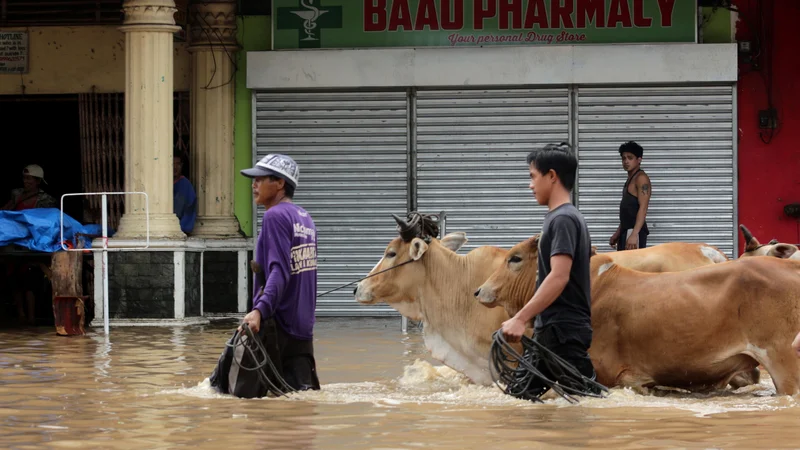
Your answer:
[291,0,329,41]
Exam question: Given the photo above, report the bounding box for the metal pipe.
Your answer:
[59,191,152,333]
[102,193,109,335]
[200,251,204,316]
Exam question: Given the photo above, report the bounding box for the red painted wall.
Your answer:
[734,0,800,251]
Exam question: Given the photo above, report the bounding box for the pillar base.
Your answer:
[192,215,242,238]
[95,246,200,320]
[91,240,253,321]
[114,212,185,240]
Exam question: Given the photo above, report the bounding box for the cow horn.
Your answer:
[740,224,754,244]
[392,213,411,231]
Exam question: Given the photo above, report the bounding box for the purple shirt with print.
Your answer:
[253,202,317,340]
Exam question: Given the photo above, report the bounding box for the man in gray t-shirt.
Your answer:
[501,143,596,398]
[534,203,592,333]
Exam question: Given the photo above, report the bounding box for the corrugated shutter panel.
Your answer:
[415,89,570,251]
[253,91,408,316]
[576,85,736,257]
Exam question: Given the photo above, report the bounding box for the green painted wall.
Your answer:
[234,16,271,237]
[701,7,733,44]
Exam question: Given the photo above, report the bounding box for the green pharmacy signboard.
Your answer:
[272,0,697,49]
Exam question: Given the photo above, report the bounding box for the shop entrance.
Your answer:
[0,95,83,219]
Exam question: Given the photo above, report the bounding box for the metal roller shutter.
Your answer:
[415,88,570,251]
[253,91,409,316]
[576,85,736,257]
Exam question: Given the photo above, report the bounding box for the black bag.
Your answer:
[209,322,288,399]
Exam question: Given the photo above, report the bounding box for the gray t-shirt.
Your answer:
[533,203,593,333]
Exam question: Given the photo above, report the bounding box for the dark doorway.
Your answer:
[0,94,83,328]
[0,94,83,219]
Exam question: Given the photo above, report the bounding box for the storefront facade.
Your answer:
[0,0,253,324]
[248,0,738,316]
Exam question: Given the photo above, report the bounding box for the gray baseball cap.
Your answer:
[240,154,299,188]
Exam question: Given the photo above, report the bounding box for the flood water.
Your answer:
[2,318,800,449]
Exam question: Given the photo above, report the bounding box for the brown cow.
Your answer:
[476,235,800,395]
[740,224,800,260]
[588,242,757,389]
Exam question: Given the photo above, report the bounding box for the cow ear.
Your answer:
[590,246,598,257]
[531,234,541,250]
[409,238,429,261]
[769,244,798,260]
[440,232,468,252]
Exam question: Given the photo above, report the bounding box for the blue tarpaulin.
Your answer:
[0,208,106,253]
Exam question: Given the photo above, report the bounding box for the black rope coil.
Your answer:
[224,324,296,398]
[490,330,609,404]
[393,212,441,243]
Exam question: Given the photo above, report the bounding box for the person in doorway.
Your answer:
[501,143,597,398]
[1,164,56,211]
[239,154,320,391]
[609,141,651,251]
[1,164,56,325]
[173,153,197,234]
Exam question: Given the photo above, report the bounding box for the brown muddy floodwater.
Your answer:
[2,318,800,449]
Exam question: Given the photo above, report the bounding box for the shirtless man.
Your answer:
[609,141,652,251]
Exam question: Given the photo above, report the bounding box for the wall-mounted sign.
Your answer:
[272,0,697,50]
[0,31,28,73]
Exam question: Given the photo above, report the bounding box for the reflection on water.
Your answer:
[2,318,800,449]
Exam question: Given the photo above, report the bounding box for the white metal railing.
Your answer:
[59,192,150,335]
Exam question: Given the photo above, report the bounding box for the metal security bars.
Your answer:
[252,84,737,317]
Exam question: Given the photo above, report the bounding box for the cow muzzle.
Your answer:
[474,285,497,306]
[354,283,374,304]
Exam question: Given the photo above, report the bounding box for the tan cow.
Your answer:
[476,236,800,395]
[355,229,730,386]
[590,242,729,270]
[740,224,800,260]
[354,229,512,385]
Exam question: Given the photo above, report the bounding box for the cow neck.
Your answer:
[417,242,491,321]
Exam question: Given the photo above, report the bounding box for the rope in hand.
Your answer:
[490,330,608,404]
[224,323,296,398]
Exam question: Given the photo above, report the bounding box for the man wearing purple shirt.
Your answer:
[240,154,320,391]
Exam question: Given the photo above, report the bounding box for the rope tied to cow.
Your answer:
[490,330,609,404]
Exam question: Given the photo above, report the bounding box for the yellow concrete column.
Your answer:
[188,0,241,237]
[115,0,184,240]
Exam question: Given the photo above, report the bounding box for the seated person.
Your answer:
[1,164,56,211]
[1,164,56,325]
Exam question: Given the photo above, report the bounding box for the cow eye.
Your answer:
[386,251,397,258]
[508,255,522,264]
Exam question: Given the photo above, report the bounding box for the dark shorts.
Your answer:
[261,318,320,392]
[524,323,596,397]
[617,229,648,252]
